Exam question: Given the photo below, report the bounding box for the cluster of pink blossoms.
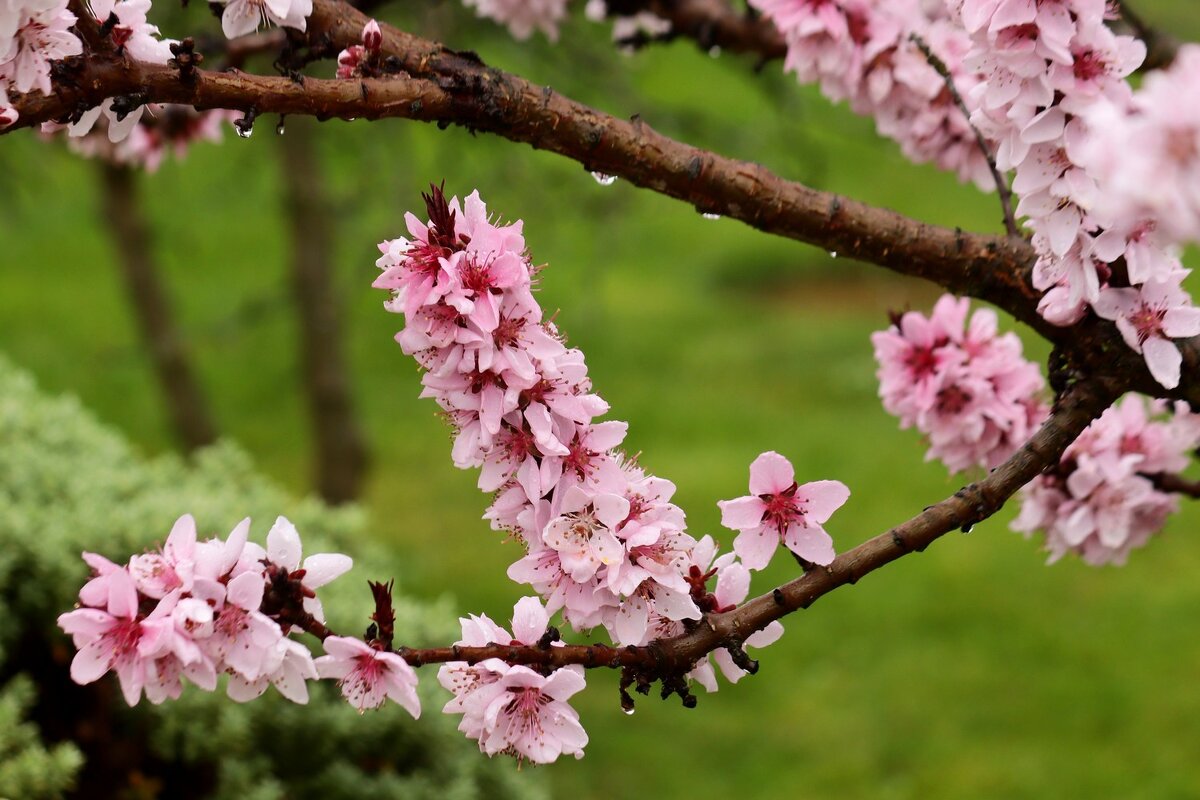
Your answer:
[44,104,237,171]
[747,0,994,187]
[1081,46,1200,250]
[1013,396,1200,566]
[872,294,1047,474]
[438,597,588,763]
[58,515,396,708]
[0,0,83,126]
[373,187,851,757]
[950,0,1200,388]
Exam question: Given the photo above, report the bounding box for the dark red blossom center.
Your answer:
[936,385,972,415]
[494,316,526,349]
[760,484,803,533]
[1129,303,1166,344]
[905,345,940,380]
[1072,49,1106,83]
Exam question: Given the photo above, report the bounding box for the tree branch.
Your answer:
[11,7,1200,404]
[1147,472,1200,498]
[284,379,1114,686]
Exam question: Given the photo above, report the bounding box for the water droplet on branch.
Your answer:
[591,172,617,186]
[829,250,838,258]
[702,213,721,220]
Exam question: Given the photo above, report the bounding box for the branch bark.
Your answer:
[277,116,370,504]
[99,162,219,452]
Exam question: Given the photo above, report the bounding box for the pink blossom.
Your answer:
[264,515,353,625]
[1093,272,1200,390]
[1014,396,1199,565]
[439,598,587,764]
[684,537,784,692]
[718,451,849,570]
[315,636,421,716]
[57,568,177,705]
[1080,46,1200,247]
[872,295,1047,473]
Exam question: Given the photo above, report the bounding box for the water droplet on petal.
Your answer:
[702,213,721,220]
[591,171,617,186]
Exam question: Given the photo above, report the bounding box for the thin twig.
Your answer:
[1147,472,1200,498]
[910,33,1019,239]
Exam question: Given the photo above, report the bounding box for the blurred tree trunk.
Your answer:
[99,163,218,453]
[277,117,369,504]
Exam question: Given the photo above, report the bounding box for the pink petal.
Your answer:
[510,596,549,645]
[748,451,794,495]
[70,639,114,684]
[783,523,836,566]
[1143,336,1182,389]
[718,496,765,531]
[732,528,778,571]
[266,517,302,569]
[797,480,851,524]
[301,553,353,588]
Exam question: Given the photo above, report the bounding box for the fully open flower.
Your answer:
[315,636,421,716]
[718,451,849,570]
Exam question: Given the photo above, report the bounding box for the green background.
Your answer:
[2,2,1200,796]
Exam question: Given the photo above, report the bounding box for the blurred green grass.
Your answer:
[3,3,1200,797]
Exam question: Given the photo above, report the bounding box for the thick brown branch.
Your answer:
[11,14,1200,404]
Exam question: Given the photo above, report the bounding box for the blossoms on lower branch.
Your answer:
[718,451,849,570]
[439,597,587,763]
[1013,396,1200,566]
[315,636,421,716]
[58,514,351,706]
[871,294,1048,474]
